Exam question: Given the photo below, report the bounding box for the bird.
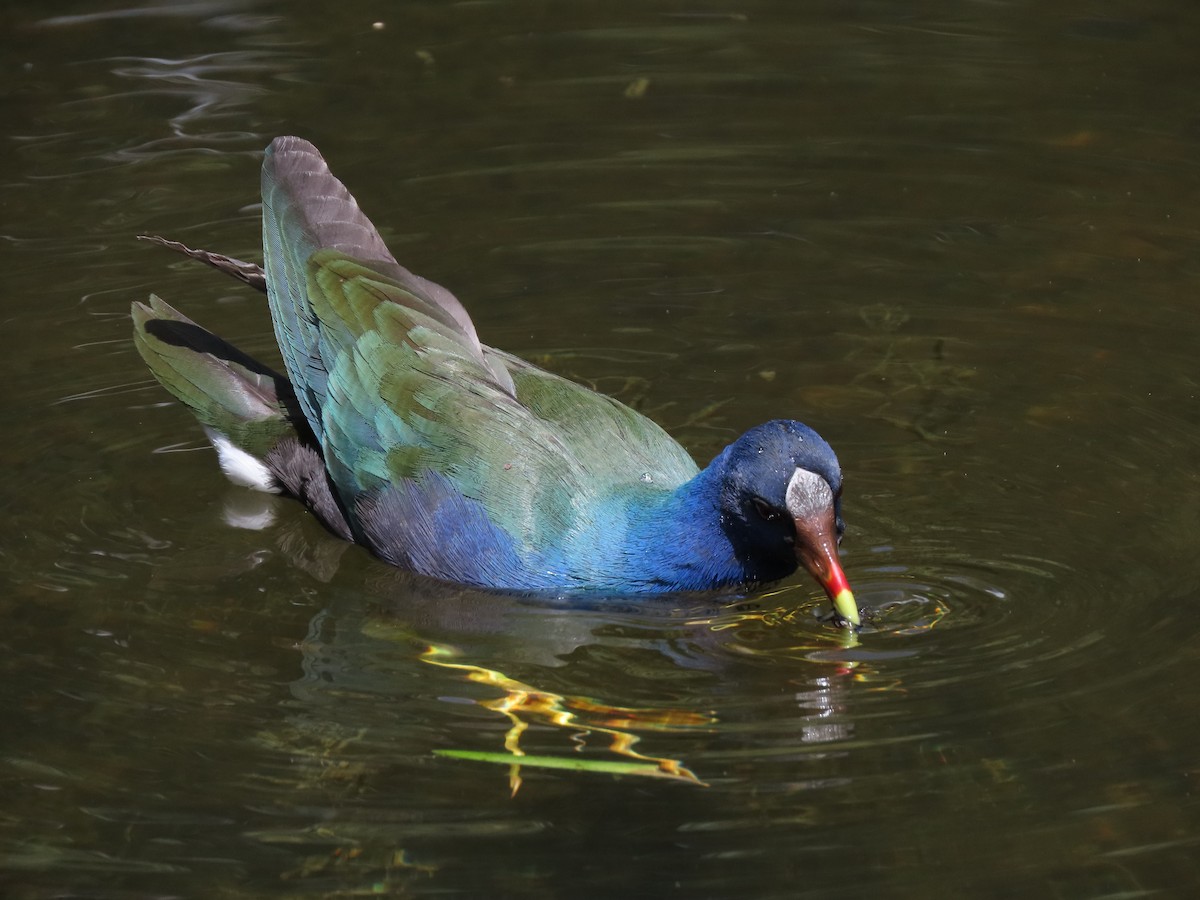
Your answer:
[132,136,860,626]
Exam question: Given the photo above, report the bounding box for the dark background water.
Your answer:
[4,1,1200,897]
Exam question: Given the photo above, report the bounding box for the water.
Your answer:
[4,0,1200,896]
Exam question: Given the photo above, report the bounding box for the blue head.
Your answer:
[710,420,858,624]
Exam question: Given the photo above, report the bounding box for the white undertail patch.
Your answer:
[204,427,281,493]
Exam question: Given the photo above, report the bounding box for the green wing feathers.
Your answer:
[278,246,698,549]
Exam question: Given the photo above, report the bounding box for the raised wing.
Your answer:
[257,137,700,586]
[260,135,514,438]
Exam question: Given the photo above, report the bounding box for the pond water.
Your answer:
[4,0,1200,896]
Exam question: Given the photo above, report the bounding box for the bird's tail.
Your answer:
[132,294,306,489]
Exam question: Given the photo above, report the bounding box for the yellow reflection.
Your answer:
[688,593,862,656]
[422,644,710,793]
[893,601,948,635]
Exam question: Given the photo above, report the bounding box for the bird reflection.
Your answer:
[148,504,867,791]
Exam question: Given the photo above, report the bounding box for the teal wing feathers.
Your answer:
[285,249,698,553]
[259,135,513,440]
[258,136,700,567]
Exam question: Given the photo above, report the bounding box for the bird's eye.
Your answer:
[752,498,783,523]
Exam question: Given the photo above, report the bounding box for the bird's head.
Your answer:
[718,420,859,626]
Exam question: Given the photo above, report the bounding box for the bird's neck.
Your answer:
[609,449,757,592]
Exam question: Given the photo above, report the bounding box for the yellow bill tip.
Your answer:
[834,588,860,627]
